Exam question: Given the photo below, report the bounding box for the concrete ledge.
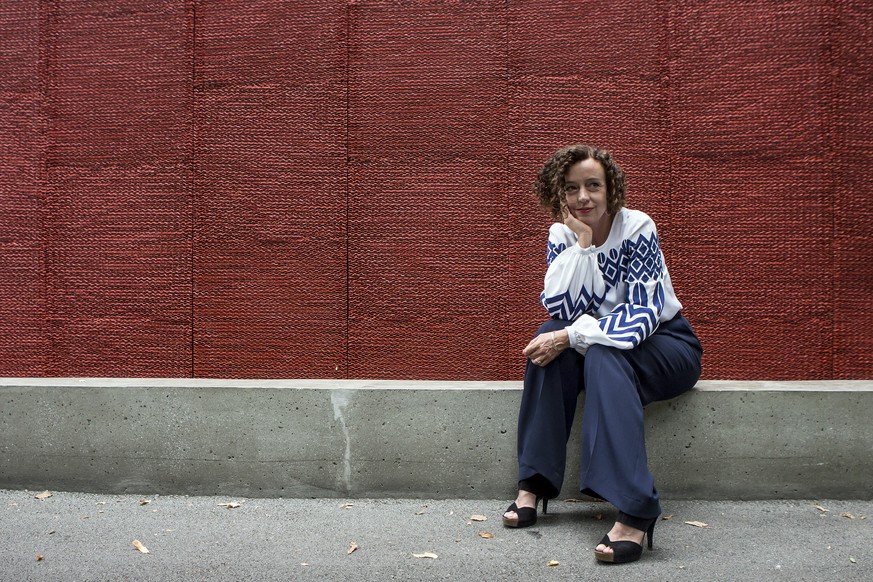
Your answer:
[2,378,872,499]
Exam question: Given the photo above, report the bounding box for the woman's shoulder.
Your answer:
[548,222,576,240]
[616,208,657,235]
[618,207,654,225]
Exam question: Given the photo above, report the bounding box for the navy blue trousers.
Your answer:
[517,314,702,519]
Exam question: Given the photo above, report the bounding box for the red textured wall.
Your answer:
[1,0,871,380]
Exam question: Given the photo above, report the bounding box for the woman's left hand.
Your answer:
[523,329,570,367]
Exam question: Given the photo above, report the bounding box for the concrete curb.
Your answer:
[2,378,872,499]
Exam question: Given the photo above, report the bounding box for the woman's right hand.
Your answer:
[523,329,570,367]
[561,203,593,248]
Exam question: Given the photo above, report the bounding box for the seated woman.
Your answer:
[503,144,703,564]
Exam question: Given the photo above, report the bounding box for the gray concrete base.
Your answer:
[1,378,872,500]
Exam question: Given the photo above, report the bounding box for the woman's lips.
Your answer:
[575,207,592,214]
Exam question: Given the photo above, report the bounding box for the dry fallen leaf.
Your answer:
[412,552,438,559]
[132,540,150,554]
[563,498,583,503]
[217,502,241,509]
[478,531,494,539]
[662,514,674,521]
[849,556,857,564]
[685,521,708,528]
[840,512,855,519]
[35,491,52,501]
[347,542,358,555]
[139,499,151,506]
[547,560,560,567]
[415,510,427,516]
[340,503,354,509]
[470,515,487,522]
[36,555,44,561]
[814,504,829,513]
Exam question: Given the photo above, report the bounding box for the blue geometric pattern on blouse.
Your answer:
[542,230,665,331]
[597,246,627,288]
[597,299,658,345]
[625,231,663,283]
[595,231,666,344]
[546,241,567,265]
[541,286,608,321]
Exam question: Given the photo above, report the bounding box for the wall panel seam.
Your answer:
[344,0,351,379]
[189,0,197,378]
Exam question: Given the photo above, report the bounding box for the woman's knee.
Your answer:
[583,345,635,390]
[584,343,623,365]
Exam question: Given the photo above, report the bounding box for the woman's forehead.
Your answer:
[566,158,605,179]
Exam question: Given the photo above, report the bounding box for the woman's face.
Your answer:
[563,158,610,231]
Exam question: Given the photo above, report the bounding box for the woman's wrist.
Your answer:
[551,330,570,351]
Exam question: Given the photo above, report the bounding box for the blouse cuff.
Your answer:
[566,327,579,349]
[570,242,597,254]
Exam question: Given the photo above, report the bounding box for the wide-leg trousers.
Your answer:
[516,314,702,519]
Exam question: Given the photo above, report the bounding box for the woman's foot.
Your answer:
[594,521,646,556]
[503,490,547,528]
[594,512,656,564]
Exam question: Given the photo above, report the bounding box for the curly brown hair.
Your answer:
[534,144,626,221]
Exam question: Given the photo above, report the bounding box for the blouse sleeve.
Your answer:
[539,223,608,321]
[566,217,667,353]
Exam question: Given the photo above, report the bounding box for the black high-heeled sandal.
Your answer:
[594,511,657,564]
[502,496,548,528]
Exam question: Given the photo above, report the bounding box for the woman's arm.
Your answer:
[540,223,607,321]
[566,217,667,353]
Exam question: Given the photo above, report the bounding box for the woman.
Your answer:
[502,144,703,564]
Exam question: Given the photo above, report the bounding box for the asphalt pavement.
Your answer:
[2,489,871,581]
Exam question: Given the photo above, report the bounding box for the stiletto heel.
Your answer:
[502,496,548,528]
[594,512,659,564]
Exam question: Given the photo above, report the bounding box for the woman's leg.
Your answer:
[579,343,661,518]
[583,315,702,556]
[516,319,583,499]
[505,319,581,525]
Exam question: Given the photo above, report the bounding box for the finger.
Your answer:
[535,350,554,366]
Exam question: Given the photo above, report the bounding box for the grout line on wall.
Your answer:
[190,0,197,378]
[344,1,351,380]
[39,0,50,376]
[825,0,837,379]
